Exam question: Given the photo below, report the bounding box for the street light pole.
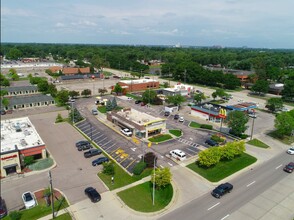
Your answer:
[152,155,156,206]
[48,171,54,219]
[71,102,74,124]
[250,117,255,140]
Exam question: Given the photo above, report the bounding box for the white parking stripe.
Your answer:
[221,214,230,220]
[246,181,256,187]
[207,202,220,211]
[275,164,282,169]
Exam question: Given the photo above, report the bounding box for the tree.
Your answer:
[37,80,49,92]
[56,89,69,105]
[221,141,245,160]
[151,167,172,189]
[211,92,217,100]
[98,88,108,96]
[6,47,23,60]
[144,152,157,168]
[194,93,206,104]
[47,84,57,97]
[163,82,169,88]
[69,90,80,98]
[281,79,294,102]
[113,83,123,95]
[266,98,283,112]
[165,94,186,107]
[0,74,10,87]
[142,89,157,104]
[111,97,117,109]
[69,108,83,123]
[55,113,64,123]
[251,80,269,95]
[2,98,10,109]
[102,162,115,175]
[227,111,249,136]
[223,74,241,90]
[106,99,113,111]
[274,111,294,137]
[197,147,221,167]
[0,90,8,97]
[11,73,20,81]
[81,89,91,97]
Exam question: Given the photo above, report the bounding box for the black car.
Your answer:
[164,111,170,116]
[84,149,102,158]
[78,144,92,151]
[92,157,109,166]
[211,182,233,198]
[0,197,7,219]
[174,114,179,120]
[283,162,294,173]
[76,140,90,148]
[0,110,6,115]
[84,187,101,203]
[135,100,142,104]
[205,139,218,147]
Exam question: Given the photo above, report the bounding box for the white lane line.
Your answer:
[220,214,230,220]
[207,202,220,211]
[168,162,173,166]
[275,164,282,169]
[247,181,256,187]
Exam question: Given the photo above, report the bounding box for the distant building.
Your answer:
[269,83,284,95]
[107,108,166,139]
[117,79,159,92]
[0,117,47,177]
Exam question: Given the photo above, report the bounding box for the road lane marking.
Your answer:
[220,214,230,220]
[207,202,220,210]
[275,164,282,169]
[168,162,173,166]
[247,181,256,187]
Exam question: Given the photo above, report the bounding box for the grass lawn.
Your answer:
[126,93,141,100]
[53,212,72,220]
[148,134,173,143]
[28,157,54,170]
[98,165,153,190]
[189,121,201,128]
[98,106,106,113]
[117,182,173,212]
[267,130,294,145]
[3,198,69,220]
[169,129,182,137]
[247,138,270,148]
[187,153,257,182]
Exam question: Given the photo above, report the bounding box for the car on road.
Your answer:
[84,149,102,158]
[211,182,233,198]
[0,110,6,115]
[205,139,218,147]
[248,113,257,118]
[76,140,90,148]
[135,100,142,104]
[164,111,170,116]
[121,128,132,137]
[22,192,37,209]
[84,187,101,203]
[170,149,187,161]
[0,197,7,219]
[287,147,294,155]
[78,144,92,151]
[179,116,184,122]
[92,157,109,166]
[283,162,294,173]
[174,114,179,120]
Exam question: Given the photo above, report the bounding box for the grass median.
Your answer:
[247,138,270,148]
[169,129,182,137]
[187,153,257,182]
[148,134,173,143]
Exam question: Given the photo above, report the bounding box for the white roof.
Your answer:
[120,79,157,84]
[0,117,45,153]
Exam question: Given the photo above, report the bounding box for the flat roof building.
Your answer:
[118,79,159,92]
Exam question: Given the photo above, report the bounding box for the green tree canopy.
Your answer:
[194,93,206,104]
[266,98,284,112]
[274,110,294,137]
[113,83,123,95]
[151,167,172,189]
[56,89,69,105]
[227,111,249,136]
[81,89,91,97]
[198,147,221,167]
[165,94,186,107]
[251,80,269,95]
[142,89,157,104]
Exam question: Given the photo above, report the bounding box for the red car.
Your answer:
[283,162,294,173]
[141,102,146,106]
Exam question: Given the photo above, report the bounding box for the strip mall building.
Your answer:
[0,117,47,178]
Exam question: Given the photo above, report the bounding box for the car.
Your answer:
[84,187,101,203]
[174,114,179,120]
[283,162,294,173]
[141,102,146,106]
[248,113,257,118]
[170,149,186,161]
[211,182,233,198]
[164,111,170,116]
[78,144,92,151]
[135,100,142,104]
[205,139,218,146]
[76,140,90,148]
[92,157,109,166]
[84,149,102,158]
[92,108,98,115]
[287,147,294,155]
[22,192,37,209]
[0,110,6,115]
[179,116,184,122]
[0,197,7,219]
[121,128,132,137]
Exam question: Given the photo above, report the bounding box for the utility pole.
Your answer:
[71,102,74,124]
[48,171,54,219]
[250,117,255,140]
[152,155,156,206]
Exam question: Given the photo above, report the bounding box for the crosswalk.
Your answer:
[177,137,200,147]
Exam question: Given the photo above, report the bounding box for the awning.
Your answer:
[3,163,18,169]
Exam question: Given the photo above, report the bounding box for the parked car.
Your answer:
[211,182,233,198]
[170,149,187,161]
[135,100,142,104]
[121,128,132,137]
[283,162,294,173]
[0,110,6,115]
[174,114,179,120]
[287,147,294,155]
[205,139,218,146]
[78,144,92,151]
[164,111,170,116]
[248,113,257,118]
[92,108,98,115]
[179,116,184,122]
[92,157,109,166]
[141,102,146,106]
[84,187,101,203]
[22,192,37,209]
[0,197,7,219]
[84,149,102,158]
[76,140,90,148]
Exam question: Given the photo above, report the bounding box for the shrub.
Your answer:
[9,211,22,220]
[239,134,249,139]
[200,124,213,130]
[133,161,147,175]
[102,162,115,175]
[211,134,226,143]
[55,113,63,123]
[24,156,34,166]
[43,186,52,197]
[144,152,157,168]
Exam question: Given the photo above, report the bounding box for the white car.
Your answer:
[22,192,37,209]
[287,147,294,155]
[179,116,184,122]
[121,128,132,137]
[248,113,257,118]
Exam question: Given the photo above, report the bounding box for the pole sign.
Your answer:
[219,108,227,119]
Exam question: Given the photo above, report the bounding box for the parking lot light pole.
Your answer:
[152,156,156,206]
[48,171,54,219]
[71,102,74,124]
[250,117,255,140]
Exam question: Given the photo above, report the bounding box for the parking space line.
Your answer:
[97,137,108,144]
[120,155,130,163]
[95,134,104,140]
[105,143,116,151]
[110,147,120,154]
[102,140,112,146]
[185,148,196,155]
[186,147,199,153]
[125,159,137,168]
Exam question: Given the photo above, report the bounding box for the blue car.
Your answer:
[92,157,109,166]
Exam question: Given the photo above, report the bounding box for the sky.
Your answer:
[1,0,294,49]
